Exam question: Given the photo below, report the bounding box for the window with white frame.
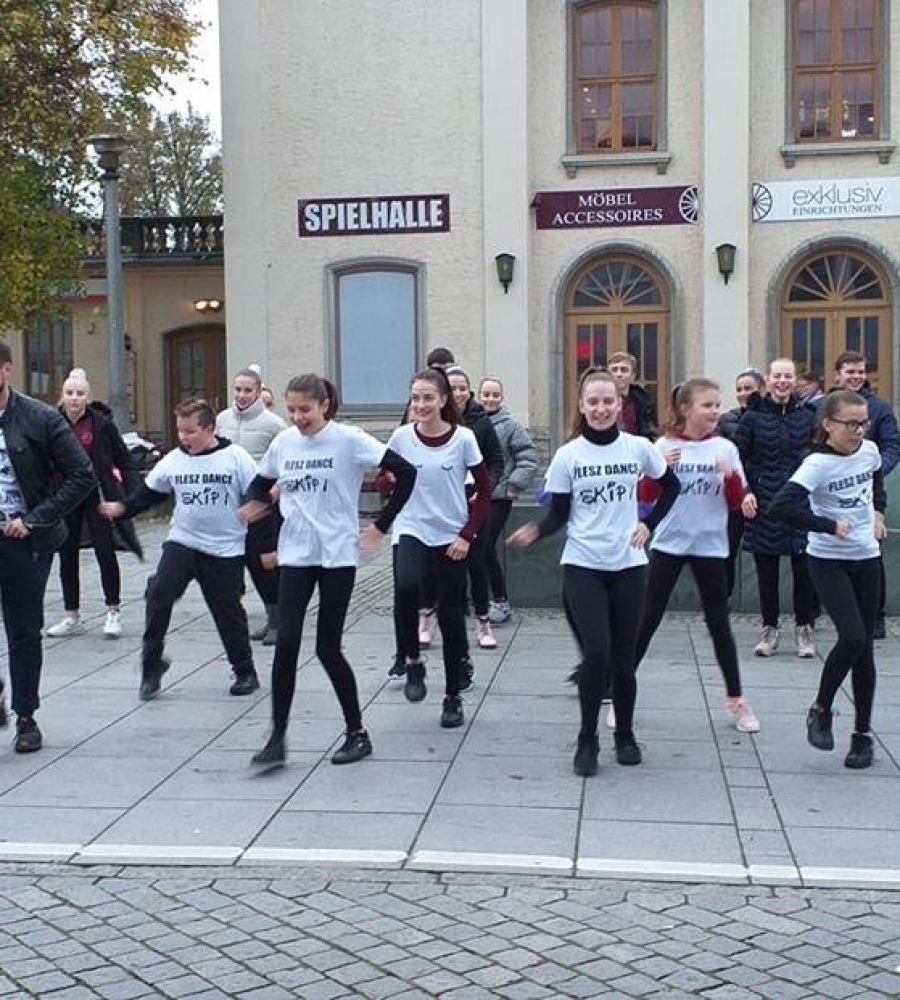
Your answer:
[334,266,418,409]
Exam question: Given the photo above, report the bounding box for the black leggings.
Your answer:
[59,499,121,609]
[271,566,361,736]
[394,536,468,697]
[563,564,646,737]
[246,513,281,606]
[754,552,814,627]
[724,511,744,600]
[469,499,514,612]
[808,556,879,734]
[635,551,742,698]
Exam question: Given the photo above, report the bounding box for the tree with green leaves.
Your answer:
[0,0,201,330]
[119,105,222,217]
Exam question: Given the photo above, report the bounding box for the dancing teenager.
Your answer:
[100,399,259,701]
[635,379,760,734]
[508,369,679,776]
[770,390,885,769]
[244,375,416,767]
[46,368,141,639]
[387,369,491,729]
[735,358,816,657]
[477,377,538,625]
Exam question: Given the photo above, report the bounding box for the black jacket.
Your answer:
[621,383,658,440]
[734,392,816,556]
[62,401,143,558]
[2,388,95,552]
[461,399,504,489]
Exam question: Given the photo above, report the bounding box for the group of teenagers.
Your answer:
[40,347,892,777]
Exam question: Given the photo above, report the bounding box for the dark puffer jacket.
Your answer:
[734,392,816,556]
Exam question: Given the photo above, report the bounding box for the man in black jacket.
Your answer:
[608,351,658,440]
[0,342,95,751]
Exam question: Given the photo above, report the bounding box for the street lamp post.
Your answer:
[88,133,130,431]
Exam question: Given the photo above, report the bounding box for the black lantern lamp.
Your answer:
[494,253,516,294]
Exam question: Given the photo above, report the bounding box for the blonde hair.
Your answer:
[59,368,91,405]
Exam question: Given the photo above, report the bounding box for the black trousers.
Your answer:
[563,564,646,737]
[245,513,281,606]
[469,498,514,611]
[394,536,468,697]
[58,499,121,609]
[808,556,880,734]
[143,541,253,674]
[635,551,742,698]
[271,565,360,735]
[754,552,814,628]
[0,537,53,716]
[724,510,744,600]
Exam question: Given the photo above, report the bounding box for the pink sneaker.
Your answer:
[418,609,436,647]
[477,617,497,649]
[726,697,760,733]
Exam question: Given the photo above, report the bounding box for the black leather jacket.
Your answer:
[2,389,95,552]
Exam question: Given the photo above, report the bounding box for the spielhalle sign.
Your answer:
[533,185,699,230]
[298,194,451,237]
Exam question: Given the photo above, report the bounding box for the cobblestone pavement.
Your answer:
[0,865,899,999]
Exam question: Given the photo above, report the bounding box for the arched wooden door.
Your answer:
[564,254,670,429]
[165,325,227,444]
[782,250,892,398]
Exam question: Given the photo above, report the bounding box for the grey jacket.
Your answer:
[487,407,538,499]
[215,399,287,462]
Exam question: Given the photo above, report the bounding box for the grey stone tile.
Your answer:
[770,772,900,829]
[147,750,319,802]
[284,760,446,813]
[438,754,582,809]
[581,766,732,824]
[414,804,578,857]
[0,805,122,843]
[578,819,743,864]
[90,799,279,846]
[250,811,421,851]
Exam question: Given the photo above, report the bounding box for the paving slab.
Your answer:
[0,523,897,889]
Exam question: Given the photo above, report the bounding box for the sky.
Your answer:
[156,0,222,137]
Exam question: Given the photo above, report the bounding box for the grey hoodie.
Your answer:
[487,406,538,499]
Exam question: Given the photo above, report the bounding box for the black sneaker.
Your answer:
[614,731,642,766]
[440,696,464,729]
[806,705,834,751]
[229,669,261,696]
[388,655,406,679]
[331,730,373,765]
[458,657,475,692]
[251,733,286,767]
[404,661,427,703]
[844,733,874,770]
[567,662,584,686]
[573,733,599,776]
[873,618,887,640]
[139,659,170,701]
[14,716,42,754]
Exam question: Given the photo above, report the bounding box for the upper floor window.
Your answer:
[574,1,658,154]
[793,0,882,143]
[25,314,73,403]
[333,265,418,411]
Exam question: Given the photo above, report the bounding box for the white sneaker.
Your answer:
[796,624,815,659]
[754,626,780,657]
[487,600,512,625]
[46,616,85,638]
[418,609,436,647]
[476,617,497,649]
[103,609,122,638]
[726,697,760,733]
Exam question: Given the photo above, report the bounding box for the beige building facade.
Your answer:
[220,0,900,447]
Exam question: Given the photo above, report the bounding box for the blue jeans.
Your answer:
[0,537,53,716]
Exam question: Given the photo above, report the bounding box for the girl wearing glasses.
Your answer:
[508,368,679,776]
[769,390,885,770]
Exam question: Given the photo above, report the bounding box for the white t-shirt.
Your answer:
[545,432,667,570]
[0,429,25,519]
[387,424,482,546]
[789,440,881,561]
[146,442,257,558]
[258,421,386,568]
[651,435,746,559]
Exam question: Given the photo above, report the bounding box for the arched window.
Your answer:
[782,249,892,397]
[564,254,669,425]
[25,314,73,403]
